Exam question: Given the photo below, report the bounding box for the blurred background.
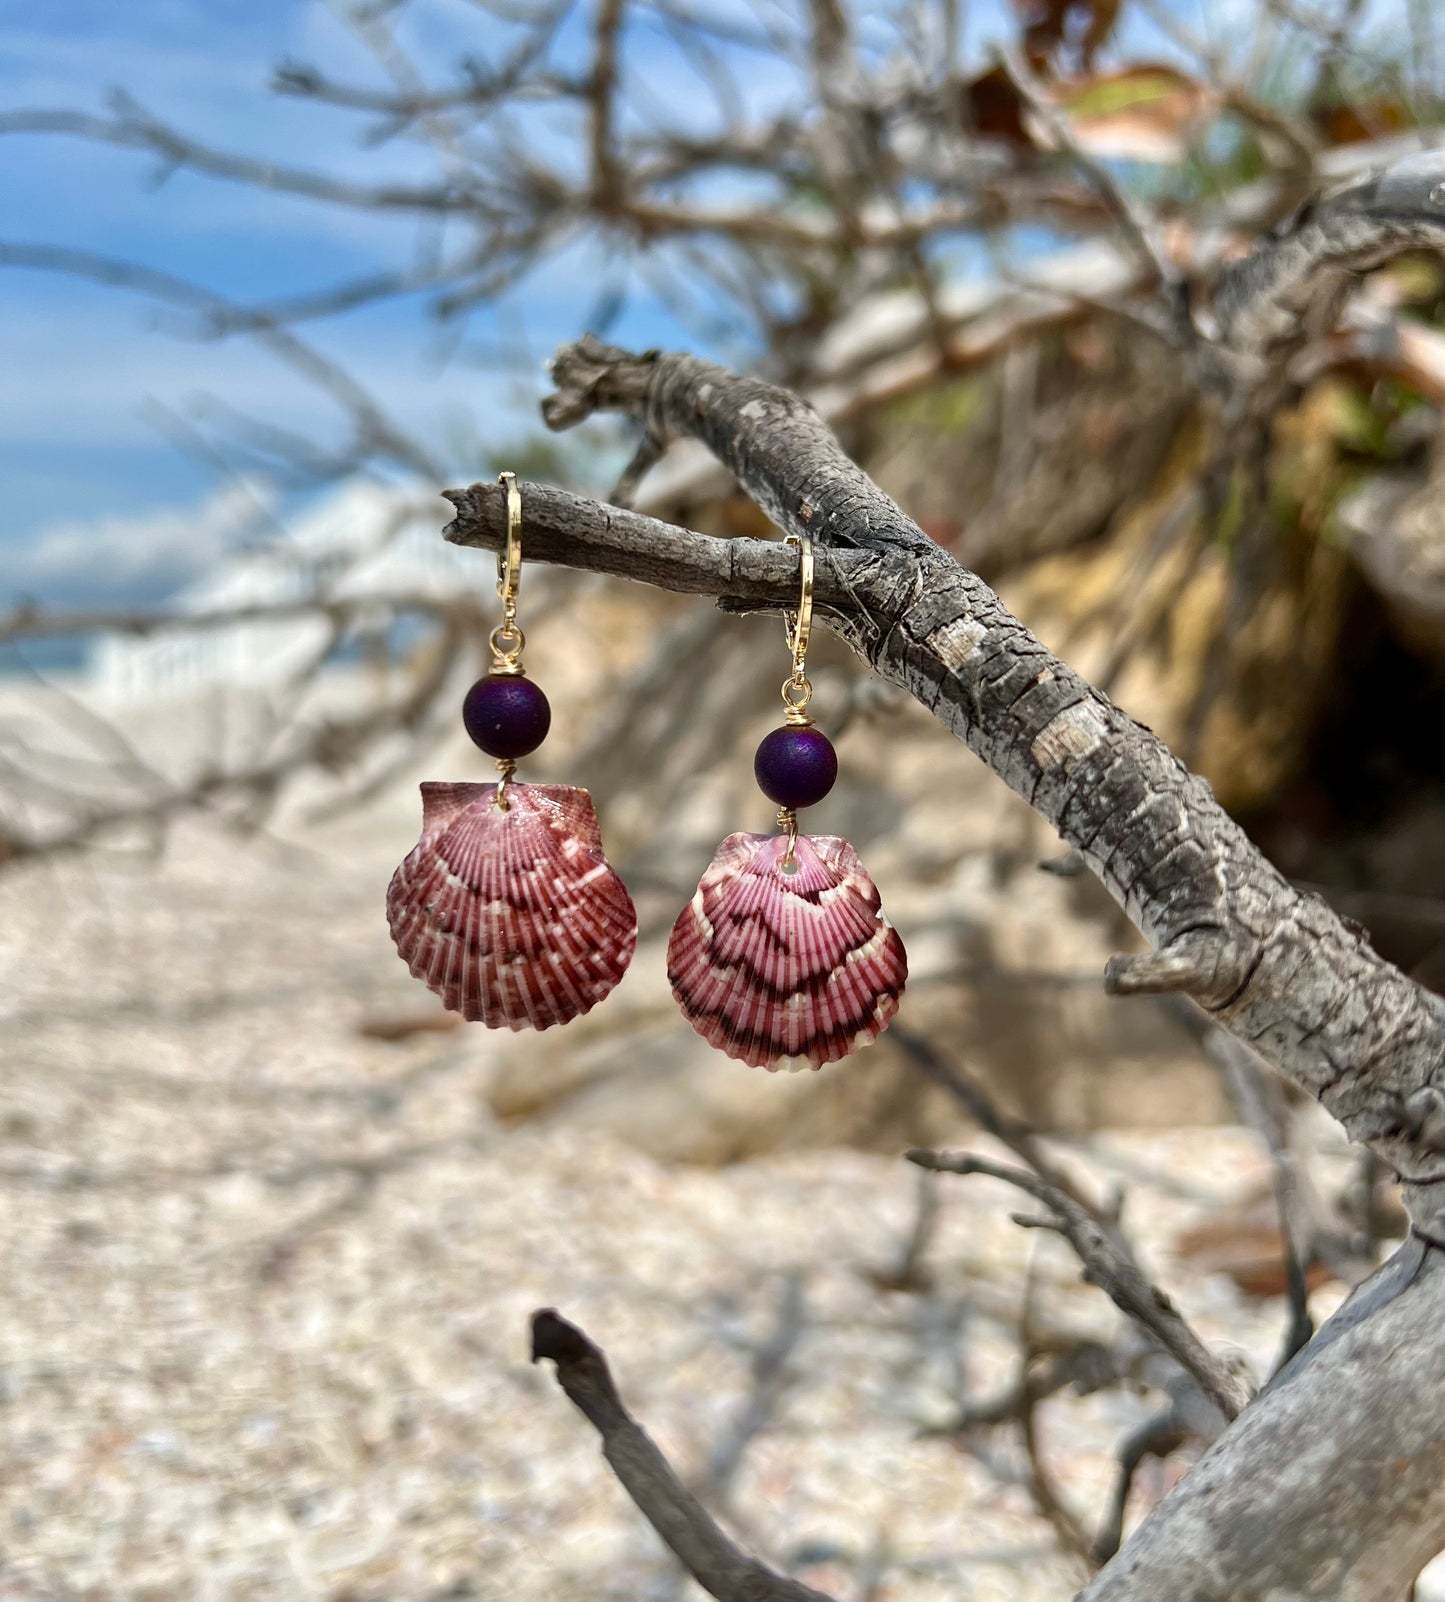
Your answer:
[0,1,1442,1598]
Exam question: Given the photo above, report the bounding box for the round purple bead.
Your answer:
[754,724,837,809]
[462,674,551,759]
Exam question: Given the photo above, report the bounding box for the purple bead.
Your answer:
[754,724,838,809]
[462,674,551,759]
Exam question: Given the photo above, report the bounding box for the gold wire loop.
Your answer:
[782,678,813,716]
[488,622,526,668]
[490,472,526,675]
[783,533,813,669]
[496,471,522,618]
[781,533,814,724]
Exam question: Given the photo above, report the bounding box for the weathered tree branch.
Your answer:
[445,337,1445,1246]
[443,478,869,604]
[1212,147,1445,388]
[1077,1237,1445,1602]
[530,1308,836,1602]
[456,319,1445,1596]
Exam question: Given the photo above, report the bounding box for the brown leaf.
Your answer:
[1056,64,1212,162]
[1015,0,1123,72]
[962,62,1031,147]
[1311,98,1413,146]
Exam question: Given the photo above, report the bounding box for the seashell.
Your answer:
[667,831,907,1070]
[387,781,637,1029]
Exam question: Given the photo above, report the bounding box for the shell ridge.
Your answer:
[388,781,636,1028]
[666,831,906,1070]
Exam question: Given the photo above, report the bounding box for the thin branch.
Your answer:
[0,610,466,866]
[0,104,482,215]
[1207,1031,1316,1366]
[530,1309,837,1602]
[1089,1405,1189,1564]
[905,1148,1251,1420]
[868,1166,940,1293]
[1078,1237,1445,1602]
[889,1025,1094,1209]
[698,1273,806,1501]
[0,592,461,645]
[444,477,876,606]
[1016,1258,1097,1574]
[1212,148,1445,371]
[0,241,443,479]
[997,47,1188,329]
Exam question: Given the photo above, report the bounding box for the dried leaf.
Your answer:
[1311,98,1414,146]
[962,62,1031,147]
[1015,0,1123,72]
[1057,65,1212,162]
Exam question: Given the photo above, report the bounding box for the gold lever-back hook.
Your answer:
[496,470,522,616]
[781,533,814,725]
[490,471,526,676]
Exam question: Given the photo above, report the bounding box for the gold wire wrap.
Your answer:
[781,533,814,724]
[490,471,526,675]
[494,756,518,811]
[777,806,799,870]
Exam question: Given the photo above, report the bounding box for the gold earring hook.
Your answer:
[489,471,526,675]
[781,533,814,725]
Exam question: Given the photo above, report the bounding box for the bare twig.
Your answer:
[889,1025,1093,1209]
[1077,1238,1445,1602]
[0,241,442,479]
[1089,1405,1189,1564]
[530,1309,837,1602]
[1207,1032,1316,1365]
[997,47,1187,329]
[868,1167,940,1294]
[906,1148,1250,1420]
[1016,1258,1097,1573]
[699,1274,807,1502]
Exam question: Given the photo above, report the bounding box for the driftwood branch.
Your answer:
[446,335,1445,1246]
[1214,148,1445,370]
[905,1148,1250,1420]
[530,1308,835,1602]
[530,1235,1445,1602]
[1077,1237,1445,1602]
[455,284,1445,1592]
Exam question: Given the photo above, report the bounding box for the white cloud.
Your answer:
[14,478,273,593]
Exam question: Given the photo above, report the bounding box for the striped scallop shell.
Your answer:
[387,781,637,1029]
[667,831,907,1070]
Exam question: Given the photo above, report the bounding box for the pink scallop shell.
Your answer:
[387,781,637,1029]
[667,831,907,1070]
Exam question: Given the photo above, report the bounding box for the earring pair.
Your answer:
[386,475,907,1067]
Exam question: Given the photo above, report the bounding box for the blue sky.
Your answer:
[1,0,1427,622]
[0,0,704,613]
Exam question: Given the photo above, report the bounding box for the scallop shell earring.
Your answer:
[667,534,907,1069]
[387,473,637,1029]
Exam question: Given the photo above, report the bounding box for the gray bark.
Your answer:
[531,1309,835,1602]
[1077,1237,1445,1602]
[448,153,1445,1593]
[448,341,1445,1246]
[444,333,1445,1601]
[1213,149,1445,375]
